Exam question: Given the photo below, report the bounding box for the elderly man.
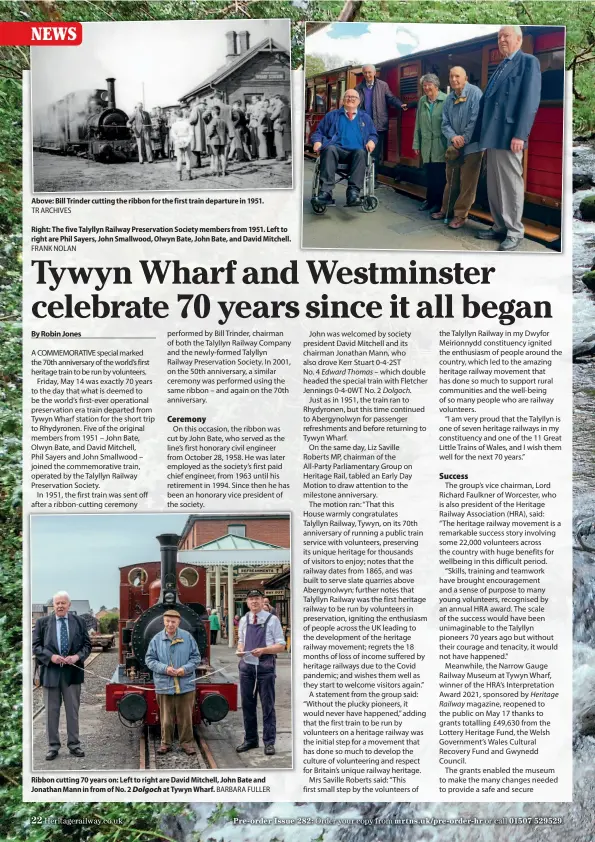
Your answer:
[472,25,541,250]
[356,64,406,175]
[145,608,200,755]
[431,66,483,229]
[128,102,153,164]
[311,88,378,207]
[32,592,92,761]
[236,589,286,757]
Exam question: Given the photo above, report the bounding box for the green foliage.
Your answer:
[98,613,119,634]
[306,54,326,78]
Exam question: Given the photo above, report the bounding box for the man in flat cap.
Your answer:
[145,609,200,755]
[236,589,286,757]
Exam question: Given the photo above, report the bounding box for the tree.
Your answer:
[306,53,326,77]
[99,612,119,634]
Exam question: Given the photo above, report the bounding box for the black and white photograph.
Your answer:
[31,19,292,192]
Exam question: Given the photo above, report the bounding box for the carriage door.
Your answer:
[395,60,421,166]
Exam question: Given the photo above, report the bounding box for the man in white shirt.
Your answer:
[236,588,285,756]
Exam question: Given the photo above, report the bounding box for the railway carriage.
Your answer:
[305,26,565,242]
[105,534,237,728]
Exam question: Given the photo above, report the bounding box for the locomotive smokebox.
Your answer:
[157,533,180,605]
[106,77,116,109]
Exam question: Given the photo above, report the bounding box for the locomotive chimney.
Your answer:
[225,31,237,61]
[156,533,180,605]
[106,77,116,109]
[238,31,250,54]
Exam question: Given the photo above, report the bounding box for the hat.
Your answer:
[246,589,264,598]
[163,609,181,618]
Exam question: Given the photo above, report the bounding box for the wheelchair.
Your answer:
[310,150,379,214]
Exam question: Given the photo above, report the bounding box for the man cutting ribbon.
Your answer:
[236,589,286,757]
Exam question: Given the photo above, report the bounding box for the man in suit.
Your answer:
[472,25,541,251]
[32,592,92,761]
[128,102,153,164]
[355,64,407,179]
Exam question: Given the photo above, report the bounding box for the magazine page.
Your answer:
[2,1,593,839]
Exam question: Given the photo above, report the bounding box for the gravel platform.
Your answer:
[32,651,141,771]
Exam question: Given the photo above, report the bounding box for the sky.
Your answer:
[30,513,189,609]
[306,22,501,68]
[31,19,290,113]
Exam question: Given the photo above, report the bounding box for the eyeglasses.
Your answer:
[344,96,359,101]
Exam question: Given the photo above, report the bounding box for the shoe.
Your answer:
[236,740,259,753]
[498,236,522,251]
[316,192,334,206]
[182,742,197,755]
[139,161,144,165]
[69,747,85,757]
[431,211,446,220]
[264,744,276,756]
[448,216,466,229]
[45,749,59,761]
[156,744,171,755]
[418,200,430,211]
[476,229,506,240]
[345,188,361,207]
[428,205,442,214]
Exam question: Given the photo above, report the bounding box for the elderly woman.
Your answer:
[412,73,448,213]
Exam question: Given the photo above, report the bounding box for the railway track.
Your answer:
[142,724,217,770]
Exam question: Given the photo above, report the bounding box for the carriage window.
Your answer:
[537,49,564,73]
[329,84,338,109]
[315,85,327,112]
[537,49,564,100]
[306,86,314,111]
[338,80,346,106]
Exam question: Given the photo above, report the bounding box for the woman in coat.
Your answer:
[189,101,207,168]
[412,73,448,213]
[230,100,250,162]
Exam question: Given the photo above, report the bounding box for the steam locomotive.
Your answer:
[105,534,237,727]
[33,77,137,162]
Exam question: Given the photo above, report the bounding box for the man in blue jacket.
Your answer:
[311,89,378,207]
[472,25,542,251]
[146,609,201,756]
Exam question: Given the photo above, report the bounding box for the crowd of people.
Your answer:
[127,93,291,181]
[311,25,541,251]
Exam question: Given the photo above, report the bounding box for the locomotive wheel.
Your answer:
[361,196,378,213]
[311,200,327,215]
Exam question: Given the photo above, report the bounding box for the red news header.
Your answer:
[0,22,82,46]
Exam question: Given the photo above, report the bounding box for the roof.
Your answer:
[32,603,45,613]
[179,533,290,567]
[179,512,289,545]
[311,25,564,82]
[180,37,289,101]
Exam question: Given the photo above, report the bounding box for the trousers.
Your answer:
[156,691,195,746]
[135,129,153,163]
[44,672,82,750]
[239,663,276,745]
[441,150,484,219]
[424,161,447,209]
[486,148,525,238]
[320,145,366,193]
